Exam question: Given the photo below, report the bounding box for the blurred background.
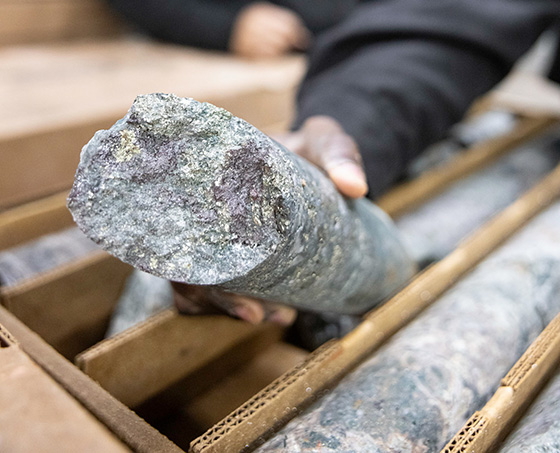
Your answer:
[0,0,310,210]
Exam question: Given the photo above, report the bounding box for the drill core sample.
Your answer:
[397,136,560,265]
[259,200,560,452]
[68,93,414,314]
[0,227,100,286]
[295,138,560,350]
[105,270,173,337]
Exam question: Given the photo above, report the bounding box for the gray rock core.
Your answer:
[68,93,414,313]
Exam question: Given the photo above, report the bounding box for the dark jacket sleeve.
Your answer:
[294,0,560,198]
[107,0,247,50]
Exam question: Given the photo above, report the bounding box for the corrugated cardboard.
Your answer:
[0,192,133,357]
[191,161,560,452]
[442,312,560,453]
[76,309,285,408]
[0,190,72,249]
[0,320,130,453]
[184,342,308,431]
[0,305,183,453]
[0,252,132,358]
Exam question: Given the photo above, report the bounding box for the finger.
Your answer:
[245,32,290,58]
[325,161,369,198]
[260,29,294,54]
[172,282,215,314]
[292,25,311,50]
[262,13,305,50]
[270,131,305,154]
[230,295,266,324]
[265,304,298,326]
[277,15,310,50]
[303,117,369,198]
[172,282,268,323]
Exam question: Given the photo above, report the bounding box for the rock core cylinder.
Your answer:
[68,93,414,313]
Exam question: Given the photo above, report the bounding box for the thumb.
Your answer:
[325,160,369,199]
[309,124,368,198]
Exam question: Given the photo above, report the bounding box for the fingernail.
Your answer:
[327,162,368,198]
[268,308,297,326]
[235,303,265,324]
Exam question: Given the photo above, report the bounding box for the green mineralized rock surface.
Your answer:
[68,93,414,314]
[259,200,560,452]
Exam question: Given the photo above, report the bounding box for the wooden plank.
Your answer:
[76,308,285,408]
[377,116,557,218]
[191,161,560,453]
[0,0,123,46]
[0,252,132,358]
[0,41,303,138]
[0,322,130,453]
[0,306,183,453]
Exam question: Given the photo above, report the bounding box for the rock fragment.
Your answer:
[105,270,173,337]
[68,93,414,314]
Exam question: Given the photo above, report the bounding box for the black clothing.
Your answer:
[294,0,560,198]
[107,0,355,50]
[108,0,560,198]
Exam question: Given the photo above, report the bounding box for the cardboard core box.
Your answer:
[1,72,560,452]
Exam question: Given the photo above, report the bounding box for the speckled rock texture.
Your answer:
[68,93,414,314]
[259,201,560,452]
[499,370,560,452]
[105,270,173,337]
[294,135,560,350]
[0,227,99,286]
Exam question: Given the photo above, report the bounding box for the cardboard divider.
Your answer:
[0,190,133,358]
[0,252,132,358]
[191,162,560,452]
[0,117,115,209]
[442,312,560,453]
[183,342,308,431]
[0,319,131,453]
[0,305,183,453]
[377,116,556,218]
[0,190,72,248]
[75,309,286,408]
[0,0,124,46]
[144,342,308,448]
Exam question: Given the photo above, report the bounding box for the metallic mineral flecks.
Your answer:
[259,201,560,452]
[68,93,414,314]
